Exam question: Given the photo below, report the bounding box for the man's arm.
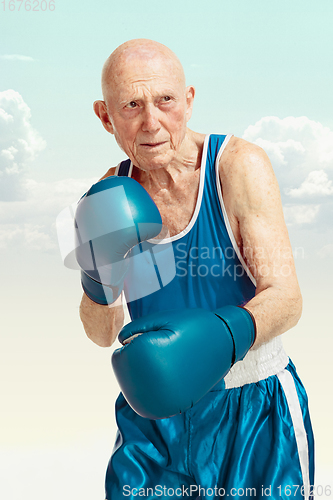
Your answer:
[79,292,124,347]
[221,137,302,347]
[78,166,125,347]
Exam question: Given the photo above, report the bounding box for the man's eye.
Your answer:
[162,96,171,102]
[126,101,137,108]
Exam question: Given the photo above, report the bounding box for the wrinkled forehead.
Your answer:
[102,47,185,101]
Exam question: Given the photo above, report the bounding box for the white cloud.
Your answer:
[243,116,333,186]
[0,90,45,201]
[0,177,98,252]
[0,55,35,62]
[243,116,333,158]
[0,224,55,251]
[243,116,333,228]
[0,90,99,253]
[286,170,333,198]
[283,204,320,225]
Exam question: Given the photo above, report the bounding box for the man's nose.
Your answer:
[141,104,161,133]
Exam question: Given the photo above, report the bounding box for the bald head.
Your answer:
[101,39,186,101]
[94,39,195,171]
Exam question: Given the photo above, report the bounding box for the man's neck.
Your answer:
[132,129,205,192]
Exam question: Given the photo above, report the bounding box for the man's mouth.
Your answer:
[140,141,166,149]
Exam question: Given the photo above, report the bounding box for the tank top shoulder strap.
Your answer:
[201,134,231,212]
[205,134,233,178]
[206,134,227,166]
[116,159,131,177]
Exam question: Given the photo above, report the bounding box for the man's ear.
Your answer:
[185,86,195,123]
[93,100,114,134]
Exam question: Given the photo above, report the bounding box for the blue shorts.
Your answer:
[105,359,314,499]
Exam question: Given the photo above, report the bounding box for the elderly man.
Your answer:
[78,39,314,499]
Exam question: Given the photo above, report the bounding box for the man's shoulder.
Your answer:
[219,135,280,217]
[221,136,269,173]
[219,136,274,193]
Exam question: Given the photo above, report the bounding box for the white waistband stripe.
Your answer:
[277,369,310,500]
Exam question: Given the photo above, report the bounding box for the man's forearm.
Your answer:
[79,293,124,347]
[244,285,302,348]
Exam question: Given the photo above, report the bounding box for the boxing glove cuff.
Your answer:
[214,305,257,364]
[81,270,121,306]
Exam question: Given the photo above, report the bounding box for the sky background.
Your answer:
[0,0,332,498]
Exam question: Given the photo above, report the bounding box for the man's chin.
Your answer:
[132,152,174,171]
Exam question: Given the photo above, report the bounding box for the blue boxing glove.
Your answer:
[111,306,256,419]
[74,176,162,305]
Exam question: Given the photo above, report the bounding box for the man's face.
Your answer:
[103,56,194,171]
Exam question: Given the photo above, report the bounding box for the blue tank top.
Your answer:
[117,134,256,320]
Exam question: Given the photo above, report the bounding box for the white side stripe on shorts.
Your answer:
[277,369,310,500]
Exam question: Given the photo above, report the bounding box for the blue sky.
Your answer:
[0,0,332,498]
[1,0,333,180]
